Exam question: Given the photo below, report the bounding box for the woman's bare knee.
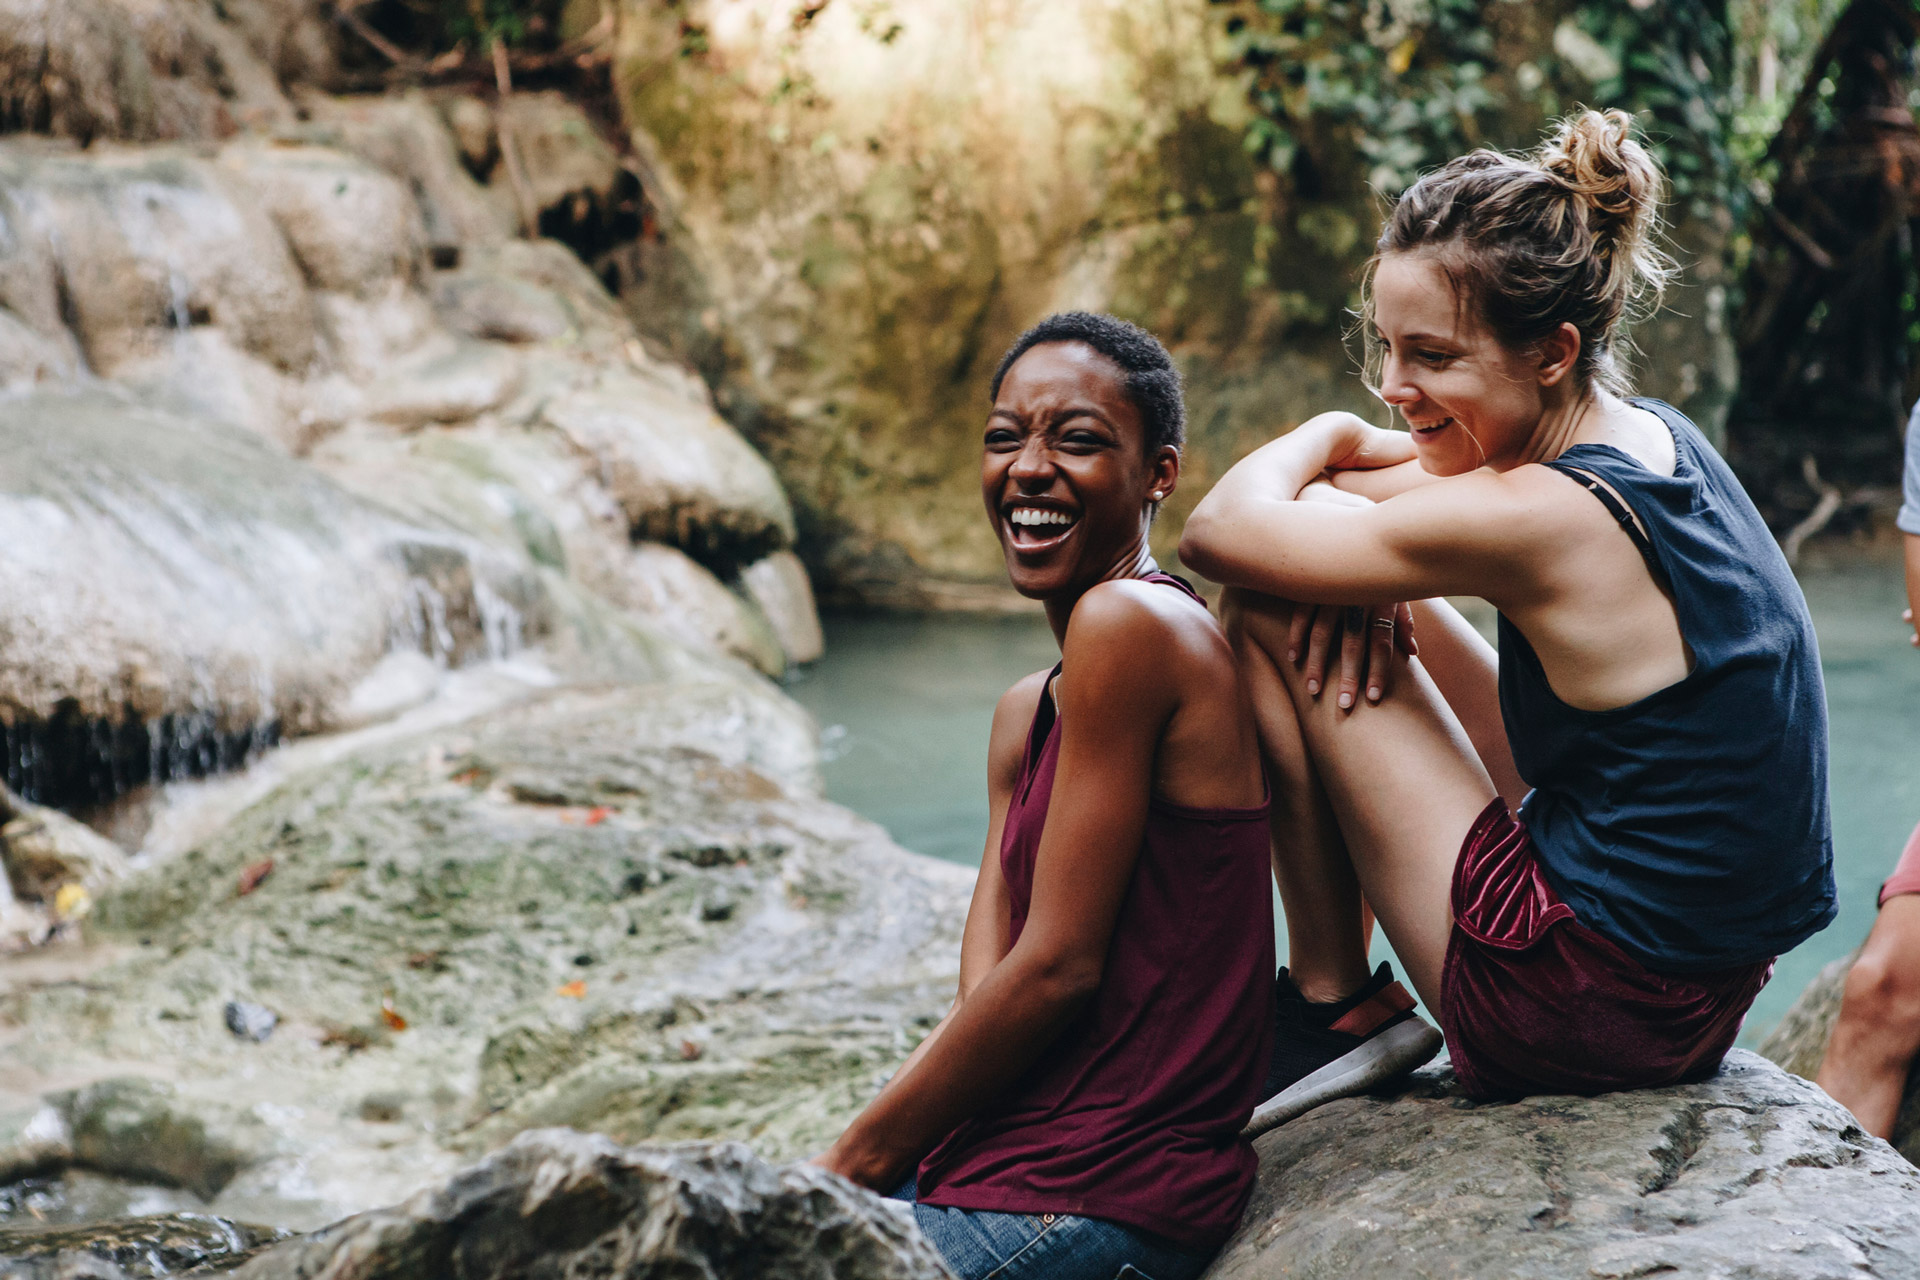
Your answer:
[1220,588,1296,654]
[1840,938,1920,1043]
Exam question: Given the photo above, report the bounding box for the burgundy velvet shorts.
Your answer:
[1438,800,1772,1102]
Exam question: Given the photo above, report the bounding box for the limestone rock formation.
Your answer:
[225,1130,950,1280]
[1203,1050,1920,1280]
[0,387,545,808]
[0,678,969,1228]
[0,0,333,145]
[0,85,822,789]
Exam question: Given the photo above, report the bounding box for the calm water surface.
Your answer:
[786,557,1920,1042]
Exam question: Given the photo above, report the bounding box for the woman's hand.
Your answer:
[1287,601,1418,708]
[810,1139,901,1191]
[1281,481,1416,707]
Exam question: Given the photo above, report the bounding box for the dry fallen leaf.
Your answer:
[380,995,408,1031]
[237,858,275,896]
[52,882,91,921]
[679,1039,702,1061]
[556,980,587,999]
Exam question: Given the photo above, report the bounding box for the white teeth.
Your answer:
[1009,508,1075,527]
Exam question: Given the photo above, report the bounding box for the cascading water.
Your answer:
[0,705,279,813]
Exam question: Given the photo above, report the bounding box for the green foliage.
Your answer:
[1221,0,1740,221]
[1569,2,1734,214]
[1225,0,1500,196]
[1727,0,1851,171]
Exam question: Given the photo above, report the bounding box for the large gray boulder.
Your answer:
[1203,1050,1920,1280]
[0,678,969,1228]
[225,1130,949,1280]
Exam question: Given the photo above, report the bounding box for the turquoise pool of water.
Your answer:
[785,555,1920,1043]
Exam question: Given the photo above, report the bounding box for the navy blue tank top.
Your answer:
[1498,400,1836,973]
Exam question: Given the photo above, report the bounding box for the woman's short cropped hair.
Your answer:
[1367,108,1676,397]
[991,312,1186,454]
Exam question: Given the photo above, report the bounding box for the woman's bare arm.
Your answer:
[1328,457,1445,502]
[1904,533,1919,647]
[1182,422,1557,608]
[814,590,1180,1189]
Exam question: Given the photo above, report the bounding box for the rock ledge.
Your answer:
[228,1129,950,1280]
[1203,1049,1920,1279]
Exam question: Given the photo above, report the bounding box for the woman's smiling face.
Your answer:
[1371,252,1562,475]
[982,341,1176,600]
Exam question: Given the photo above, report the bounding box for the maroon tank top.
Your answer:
[915,573,1274,1249]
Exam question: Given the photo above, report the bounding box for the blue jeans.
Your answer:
[890,1178,1215,1280]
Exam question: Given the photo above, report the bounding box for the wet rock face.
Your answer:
[226,1130,950,1280]
[0,85,821,802]
[0,388,542,808]
[1203,1051,1920,1280]
[0,1211,285,1279]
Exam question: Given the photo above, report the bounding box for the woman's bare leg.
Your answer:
[1227,590,1500,1011]
[1405,599,1527,810]
[1240,618,1372,1002]
[1817,894,1920,1137]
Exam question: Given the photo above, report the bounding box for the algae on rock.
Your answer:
[3,679,967,1228]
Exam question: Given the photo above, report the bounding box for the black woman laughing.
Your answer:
[816,313,1272,1280]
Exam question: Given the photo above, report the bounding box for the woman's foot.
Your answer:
[1244,962,1443,1137]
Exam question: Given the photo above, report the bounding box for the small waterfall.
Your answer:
[395,576,459,666]
[167,265,193,333]
[388,542,533,668]
[1,707,279,813]
[472,577,526,663]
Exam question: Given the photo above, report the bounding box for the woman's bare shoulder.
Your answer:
[1065,578,1235,688]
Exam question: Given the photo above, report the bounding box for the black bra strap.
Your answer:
[1544,461,1664,580]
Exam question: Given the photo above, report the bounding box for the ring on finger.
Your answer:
[1369,617,1396,630]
